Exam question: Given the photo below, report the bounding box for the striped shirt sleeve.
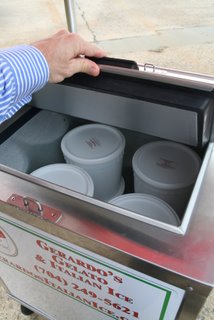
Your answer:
[0,45,49,124]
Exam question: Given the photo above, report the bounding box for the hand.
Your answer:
[32,30,106,83]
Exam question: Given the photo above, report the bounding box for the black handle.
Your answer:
[88,56,139,70]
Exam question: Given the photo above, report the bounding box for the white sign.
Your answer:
[0,215,184,320]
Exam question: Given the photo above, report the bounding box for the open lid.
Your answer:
[33,56,214,148]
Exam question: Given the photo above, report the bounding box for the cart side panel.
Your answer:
[0,211,185,320]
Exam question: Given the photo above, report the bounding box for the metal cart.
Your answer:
[0,58,214,320]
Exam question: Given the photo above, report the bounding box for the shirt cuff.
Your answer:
[0,44,49,105]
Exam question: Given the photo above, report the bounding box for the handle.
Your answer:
[88,56,139,70]
[7,194,62,223]
[23,196,43,218]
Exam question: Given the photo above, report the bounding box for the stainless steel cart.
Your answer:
[0,59,214,320]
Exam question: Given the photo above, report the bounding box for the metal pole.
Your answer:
[64,0,77,33]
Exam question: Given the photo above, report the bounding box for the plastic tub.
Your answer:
[0,141,30,173]
[107,177,125,202]
[110,193,180,226]
[132,140,201,216]
[13,110,71,172]
[61,124,125,201]
[31,163,94,197]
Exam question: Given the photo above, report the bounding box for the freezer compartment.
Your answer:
[0,106,212,235]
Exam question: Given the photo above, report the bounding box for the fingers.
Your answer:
[52,31,106,58]
[69,57,101,77]
[53,29,69,37]
[82,42,106,59]
[68,33,106,59]
[48,57,101,83]
[33,30,106,83]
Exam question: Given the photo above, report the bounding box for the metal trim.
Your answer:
[99,64,214,91]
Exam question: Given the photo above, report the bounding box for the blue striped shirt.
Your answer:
[0,45,49,124]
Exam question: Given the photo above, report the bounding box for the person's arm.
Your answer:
[0,45,49,124]
[0,30,105,124]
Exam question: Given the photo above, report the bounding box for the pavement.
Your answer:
[0,1,214,319]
